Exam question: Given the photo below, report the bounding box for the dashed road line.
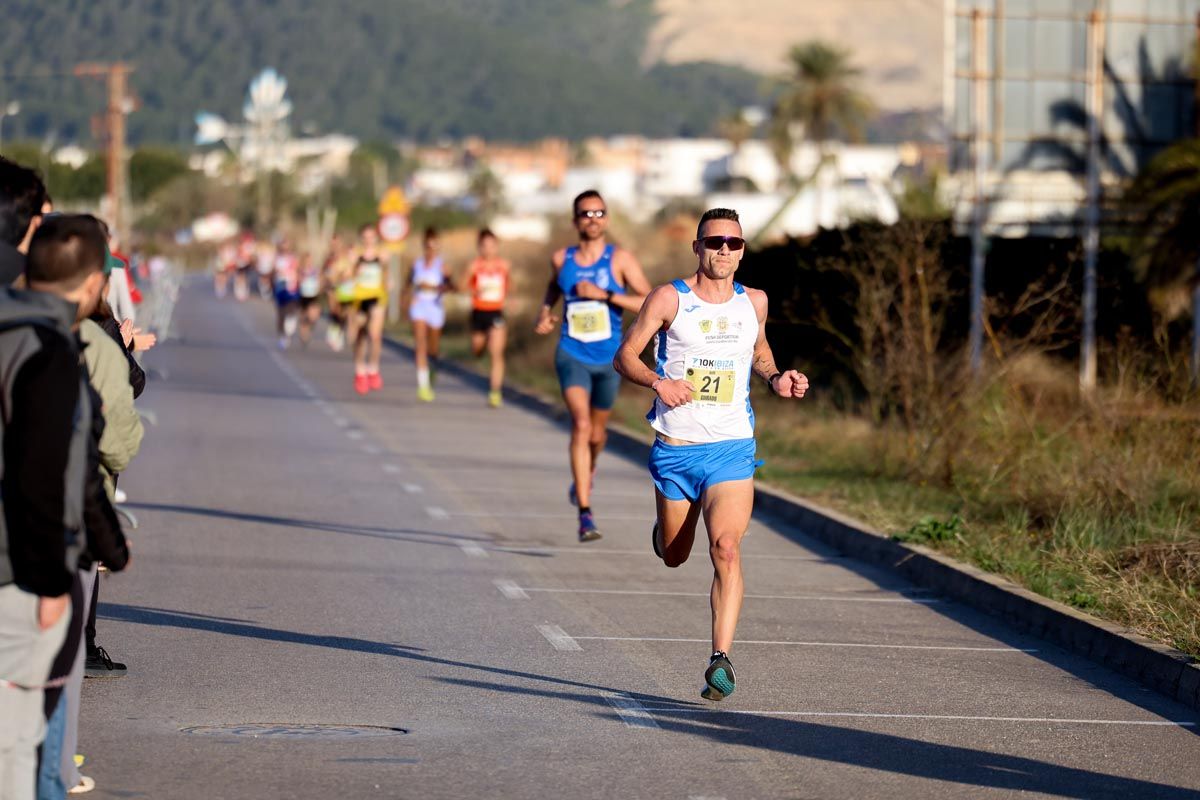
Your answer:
[603,692,660,729]
[636,706,1194,727]
[572,636,1036,653]
[536,624,581,652]
[494,580,530,600]
[404,483,425,494]
[382,464,401,475]
[459,541,489,558]
[426,506,449,519]
[516,586,938,604]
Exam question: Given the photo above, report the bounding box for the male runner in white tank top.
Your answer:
[615,208,809,701]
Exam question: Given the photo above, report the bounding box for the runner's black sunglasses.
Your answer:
[697,235,746,251]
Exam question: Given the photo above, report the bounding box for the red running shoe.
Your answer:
[354,373,370,395]
[368,371,383,391]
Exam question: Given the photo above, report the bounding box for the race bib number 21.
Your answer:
[685,356,736,405]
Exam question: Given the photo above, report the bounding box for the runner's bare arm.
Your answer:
[575,249,650,313]
[535,250,566,334]
[614,285,693,407]
[748,289,809,399]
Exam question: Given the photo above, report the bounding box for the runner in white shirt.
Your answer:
[614,208,809,702]
[407,227,453,402]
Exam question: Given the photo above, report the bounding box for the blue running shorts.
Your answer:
[649,437,760,503]
[555,344,621,411]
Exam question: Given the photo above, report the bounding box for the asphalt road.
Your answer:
[81,278,1200,799]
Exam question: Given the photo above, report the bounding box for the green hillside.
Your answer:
[1,0,763,144]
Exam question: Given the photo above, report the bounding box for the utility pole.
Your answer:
[74,62,134,246]
[968,9,989,374]
[1191,14,1200,387]
[1080,10,1105,394]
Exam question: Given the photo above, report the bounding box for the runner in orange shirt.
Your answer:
[465,228,510,408]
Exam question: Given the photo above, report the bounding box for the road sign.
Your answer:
[378,213,409,244]
[378,186,410,216]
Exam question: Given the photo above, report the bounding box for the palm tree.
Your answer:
[1126,138,1200,382]
[760,41,874,239]
[717,110,756,191]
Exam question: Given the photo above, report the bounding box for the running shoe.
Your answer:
[113,488,127,504]
[85,646,127,679]
[578,510,602,542]
[68,776,95,794]
[651,519,664,559]
[354,374,370,395]
[417,385,435,402]
[368,371,383,391]
[702,651,736,701]
[488,390,503,408]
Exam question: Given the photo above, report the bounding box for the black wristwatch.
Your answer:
[767,372,782,389]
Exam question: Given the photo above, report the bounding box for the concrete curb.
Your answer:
[385,336,1200,713]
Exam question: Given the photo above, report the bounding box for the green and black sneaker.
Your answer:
[702,651,736,701]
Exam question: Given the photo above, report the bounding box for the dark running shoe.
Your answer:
[651,520,664,559]
[578,511,602,543]
[702,651,736,701]
[84,646,128,679]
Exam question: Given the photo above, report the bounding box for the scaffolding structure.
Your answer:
[945,0,1200,388]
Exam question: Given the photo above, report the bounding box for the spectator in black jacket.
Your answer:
[0,157,49,286]
[0,213,114,800]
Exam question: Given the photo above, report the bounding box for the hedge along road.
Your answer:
[82,275,1200,800]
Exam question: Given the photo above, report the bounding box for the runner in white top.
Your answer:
[615,207,809,702]
[407,227,453,401]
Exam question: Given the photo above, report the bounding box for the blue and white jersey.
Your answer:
[557,244,625,365]
[647,279,759,443]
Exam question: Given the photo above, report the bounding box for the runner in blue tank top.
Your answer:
[535,190,652,542]
[615,208,809,702]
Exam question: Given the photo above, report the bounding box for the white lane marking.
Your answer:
[468,487,650,498]
[537,624,581,652]
[450,511,649,520]
[362,444,381,455]
[518,587,938,604]
[459,541,490,558]
[382,464,401,475]
[603,692,660,729]
[494,579,530,600]
[346,430,364,440]
[635,706,1195,727]
[426,506,449,519]
[492,546,836,562]
[572,636,1035,653]
[332,417,349,427]
[403,483,425,494]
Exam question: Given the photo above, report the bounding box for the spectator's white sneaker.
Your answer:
[68,775,96,794]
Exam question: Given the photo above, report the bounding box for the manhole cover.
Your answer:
[181,724,408,739]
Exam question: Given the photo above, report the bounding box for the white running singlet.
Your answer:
[647,280,759,443]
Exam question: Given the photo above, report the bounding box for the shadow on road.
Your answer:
[125,501,492,548]
[435,676,1200,800]
[96,598,1199,800]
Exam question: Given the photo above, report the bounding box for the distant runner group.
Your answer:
[214,192,809,703]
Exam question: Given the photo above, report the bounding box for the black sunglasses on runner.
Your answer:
[698,235,746,251]
[576,209,607,219]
